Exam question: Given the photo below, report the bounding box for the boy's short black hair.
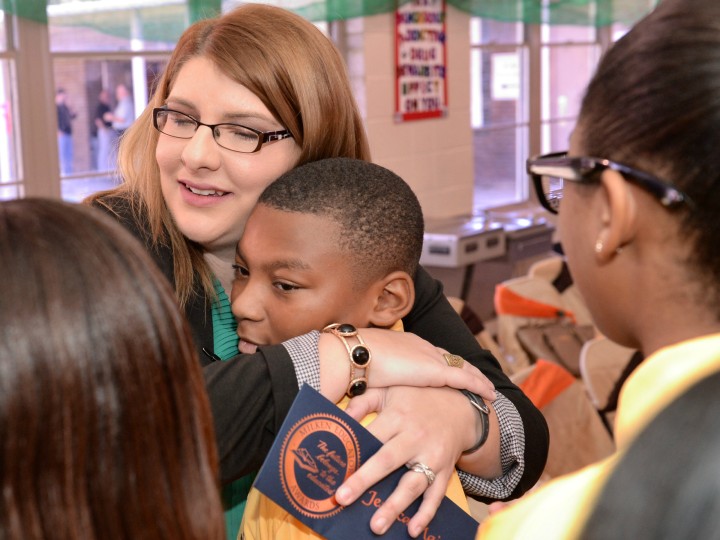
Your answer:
[258,157,424,288]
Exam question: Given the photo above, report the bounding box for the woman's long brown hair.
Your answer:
[0,198,224,540]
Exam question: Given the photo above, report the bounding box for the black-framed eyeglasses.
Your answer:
[152,107,293,154]
[527,151,691,214]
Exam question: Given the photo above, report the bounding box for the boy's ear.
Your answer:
[366,271,415,328]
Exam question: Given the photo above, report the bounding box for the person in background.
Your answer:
[477,0,720,537]
[55,88,76,175]
[103,83,134,172]
[94,88,114,171]
[236,157,479,538]
[106,83,134,138]
[86,4,548,538]
[0,198,224,540]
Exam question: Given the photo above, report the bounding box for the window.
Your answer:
[47,0,181,201]
[470,3,623,212]
[0,0,658,204]
[539,22,600,155]
[470,17,528,211]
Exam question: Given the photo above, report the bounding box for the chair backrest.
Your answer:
[495,276,577,371]
[527,255,565,282]
[494,257,596,374]
[512,360,616,478]
[579,337,641,433]
[528,256,594,327]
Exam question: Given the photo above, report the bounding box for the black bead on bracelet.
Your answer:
[322,323,372,398]
[461,389,490,455]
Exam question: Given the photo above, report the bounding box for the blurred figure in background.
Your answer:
[55,88,76,175]
[106,83,134,138]
[94,88,114,171]
[104,83,134,167]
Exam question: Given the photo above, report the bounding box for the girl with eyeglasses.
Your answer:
[477,0,720,537]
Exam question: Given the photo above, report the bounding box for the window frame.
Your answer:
[469,15,617,213]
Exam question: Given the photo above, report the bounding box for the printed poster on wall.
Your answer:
[395,0,447,122]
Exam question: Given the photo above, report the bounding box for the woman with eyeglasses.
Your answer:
[477,0,720,537]
[85,4,548,538]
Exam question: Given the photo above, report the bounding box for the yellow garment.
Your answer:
[240,321,472,539]
[477,332,720,539]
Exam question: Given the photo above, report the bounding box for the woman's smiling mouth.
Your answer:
[181,181,228,197]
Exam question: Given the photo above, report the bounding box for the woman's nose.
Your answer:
[181,125,221,171]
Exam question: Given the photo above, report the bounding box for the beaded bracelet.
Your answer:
[322,323,372,398]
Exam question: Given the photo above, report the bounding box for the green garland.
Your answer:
[4,0,659,43]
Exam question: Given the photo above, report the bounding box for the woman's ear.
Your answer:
[366,271,415,328]
[595,169,638,263]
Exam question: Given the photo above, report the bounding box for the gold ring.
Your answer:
[443,353,464,368]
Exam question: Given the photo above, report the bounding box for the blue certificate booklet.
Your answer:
[253,384,479,539]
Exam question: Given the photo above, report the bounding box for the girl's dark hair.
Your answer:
[0,199,224,540]
[578,0,720,307]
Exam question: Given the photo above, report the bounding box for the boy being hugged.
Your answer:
[234,158,484,539]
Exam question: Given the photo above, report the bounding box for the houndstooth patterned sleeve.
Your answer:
[282,330,321,391]
[457,392,525,499]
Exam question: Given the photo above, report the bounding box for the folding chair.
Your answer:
[493,253,598,375]
[579,337,642,434]
[513,360,615,479]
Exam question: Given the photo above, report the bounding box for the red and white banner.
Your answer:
[395,0,447,122]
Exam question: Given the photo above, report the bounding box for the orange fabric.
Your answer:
[518,359,576,409]
[494,284,576,323]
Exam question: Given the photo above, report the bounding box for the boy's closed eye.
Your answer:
[232,261,302,293]
[273,280,300,293]
[232,262,249,279]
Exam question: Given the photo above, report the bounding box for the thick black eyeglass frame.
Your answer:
[527,151,691,215]
[152,106,293,153]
